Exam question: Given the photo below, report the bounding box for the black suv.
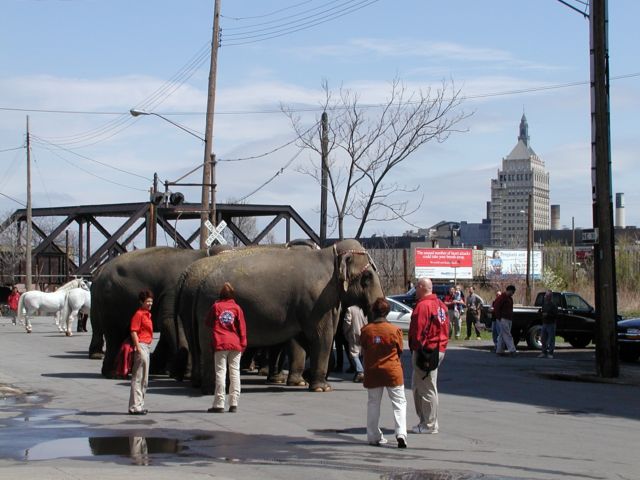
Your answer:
[388,283,452,309]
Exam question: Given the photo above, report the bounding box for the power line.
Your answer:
[0,145,25,153]
[0,191,26,207]
[222,0,379,46]
[1,72,638,117]
[222,0,316,21]
[235,147,305,202]
[31,136,150,181]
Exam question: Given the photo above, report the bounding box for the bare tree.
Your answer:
[283,78,470,239]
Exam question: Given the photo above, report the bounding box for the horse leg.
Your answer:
[66,310,76,337]
[25,312,32,333]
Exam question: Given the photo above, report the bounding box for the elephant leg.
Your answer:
[174,317,190,381]
[150,335,170,375]
[266,343,286,384]
[89,312,105,360]
[306,314,336,392]
[286,337,308,387]
[197,320,214,394]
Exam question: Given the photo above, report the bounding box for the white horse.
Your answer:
[60,285,91,336]
[17,279,89,334]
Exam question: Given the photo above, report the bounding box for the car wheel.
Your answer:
[619,345,640,362]
[526,325,542,350]
[568,335,592,348]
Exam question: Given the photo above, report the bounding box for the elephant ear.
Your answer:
[339,252,353,292]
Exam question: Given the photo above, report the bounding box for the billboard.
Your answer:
[415,248,473,279]
[485,249,542,279]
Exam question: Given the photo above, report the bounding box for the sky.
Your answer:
[1,0,639,245]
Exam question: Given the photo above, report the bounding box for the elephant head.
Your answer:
[335,240,384,316]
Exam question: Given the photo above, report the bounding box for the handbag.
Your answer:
[414,313,441,377]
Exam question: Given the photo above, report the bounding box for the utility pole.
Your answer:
[320,111,329,247]
[572,216,576,285]
[200,0,221,249]
[590,0,618,377]
[25,116,33,291]
[525,194,533,305]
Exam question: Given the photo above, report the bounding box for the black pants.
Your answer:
[466,312,481,338]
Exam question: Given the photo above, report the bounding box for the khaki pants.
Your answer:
[213,350,242,409]
[411,350,445,432]
[128,343,150,413]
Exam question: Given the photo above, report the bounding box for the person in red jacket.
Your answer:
[493,285,517,356]
[206,282,247,413]
[7,286,21,325]
[408,277,449,435]
[128,289,154,415]
[361,297,407,448]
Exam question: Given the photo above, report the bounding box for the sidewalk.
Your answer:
[0,316,638,480]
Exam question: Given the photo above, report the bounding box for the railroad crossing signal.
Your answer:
[205,220,227,247]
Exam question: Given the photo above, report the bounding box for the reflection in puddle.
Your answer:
[26,436,185,465]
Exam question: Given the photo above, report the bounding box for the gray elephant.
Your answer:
[176,239,384,393]
[89,246,229,378]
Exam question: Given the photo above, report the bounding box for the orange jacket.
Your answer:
[361,319,404,388]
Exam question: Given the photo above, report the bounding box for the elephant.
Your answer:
[89,246,229,378]
[176,239,384,393]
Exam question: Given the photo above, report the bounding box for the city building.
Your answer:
[489,114,550,247]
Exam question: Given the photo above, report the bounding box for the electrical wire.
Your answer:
[0,145,25,153]
[0,191,26,207]
[33,144,148,192]
[31,135,150,181]
[218,121,318,162]
[31,149,54,207]
[235,147,304,202]
[3,72,638,118]
[222,0,315,21]
[222,0,379,46]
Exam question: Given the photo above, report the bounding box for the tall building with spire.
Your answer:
[489,114,550,247]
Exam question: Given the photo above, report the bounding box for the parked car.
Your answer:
[617,317,640,362]
[481,291,601,350]
[386,297,412,332]
[388,283,451,309]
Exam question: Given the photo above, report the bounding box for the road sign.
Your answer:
[205,220,227,247]
[581,228,599,244]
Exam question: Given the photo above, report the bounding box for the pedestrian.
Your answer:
[333,309,357,373]
[491,290,502,351]
[343,304,368,382]
[128,289,154,415]
[409,277,449,435]
[494,285,517,357]
[465,286,484,340]
[539,290,558,359]
[207,282,247,413]
[361,297,407,448]
[7,286,20,326]
[444,286,463,339]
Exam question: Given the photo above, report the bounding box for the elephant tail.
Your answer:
[173,269,190,379]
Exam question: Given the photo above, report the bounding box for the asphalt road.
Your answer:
[0,315,638,480]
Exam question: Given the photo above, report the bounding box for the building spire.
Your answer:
[518,112,530,146]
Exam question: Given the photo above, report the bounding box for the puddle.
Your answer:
[11,408,75,424]
[26,436,186,465]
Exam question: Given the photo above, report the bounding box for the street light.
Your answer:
[130,108,215,249]
[129,109,204,142]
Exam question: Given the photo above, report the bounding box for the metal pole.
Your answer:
[25,116,33,291]
[572,216,576,285]
[320,111,329,247]
[590,0,618,377]
[200,0,221,248]
[525,194,532,305]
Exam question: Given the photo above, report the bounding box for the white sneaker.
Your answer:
[368,437,388,446]
[537,353,546,358]
[546,354,554,359]
[411,424,438,434]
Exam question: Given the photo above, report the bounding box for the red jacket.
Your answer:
[493,292,514,320]
[409,293,449,352]
[208,299,247,352]
[130,308,153,344]
[8,291,20,311]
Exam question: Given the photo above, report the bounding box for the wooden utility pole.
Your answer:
[525,193,533,305]
[572,216,577,285]
[200,0,221,249]
[25,116,33,291]
[320,111,329,246]
[590,0,618,377]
